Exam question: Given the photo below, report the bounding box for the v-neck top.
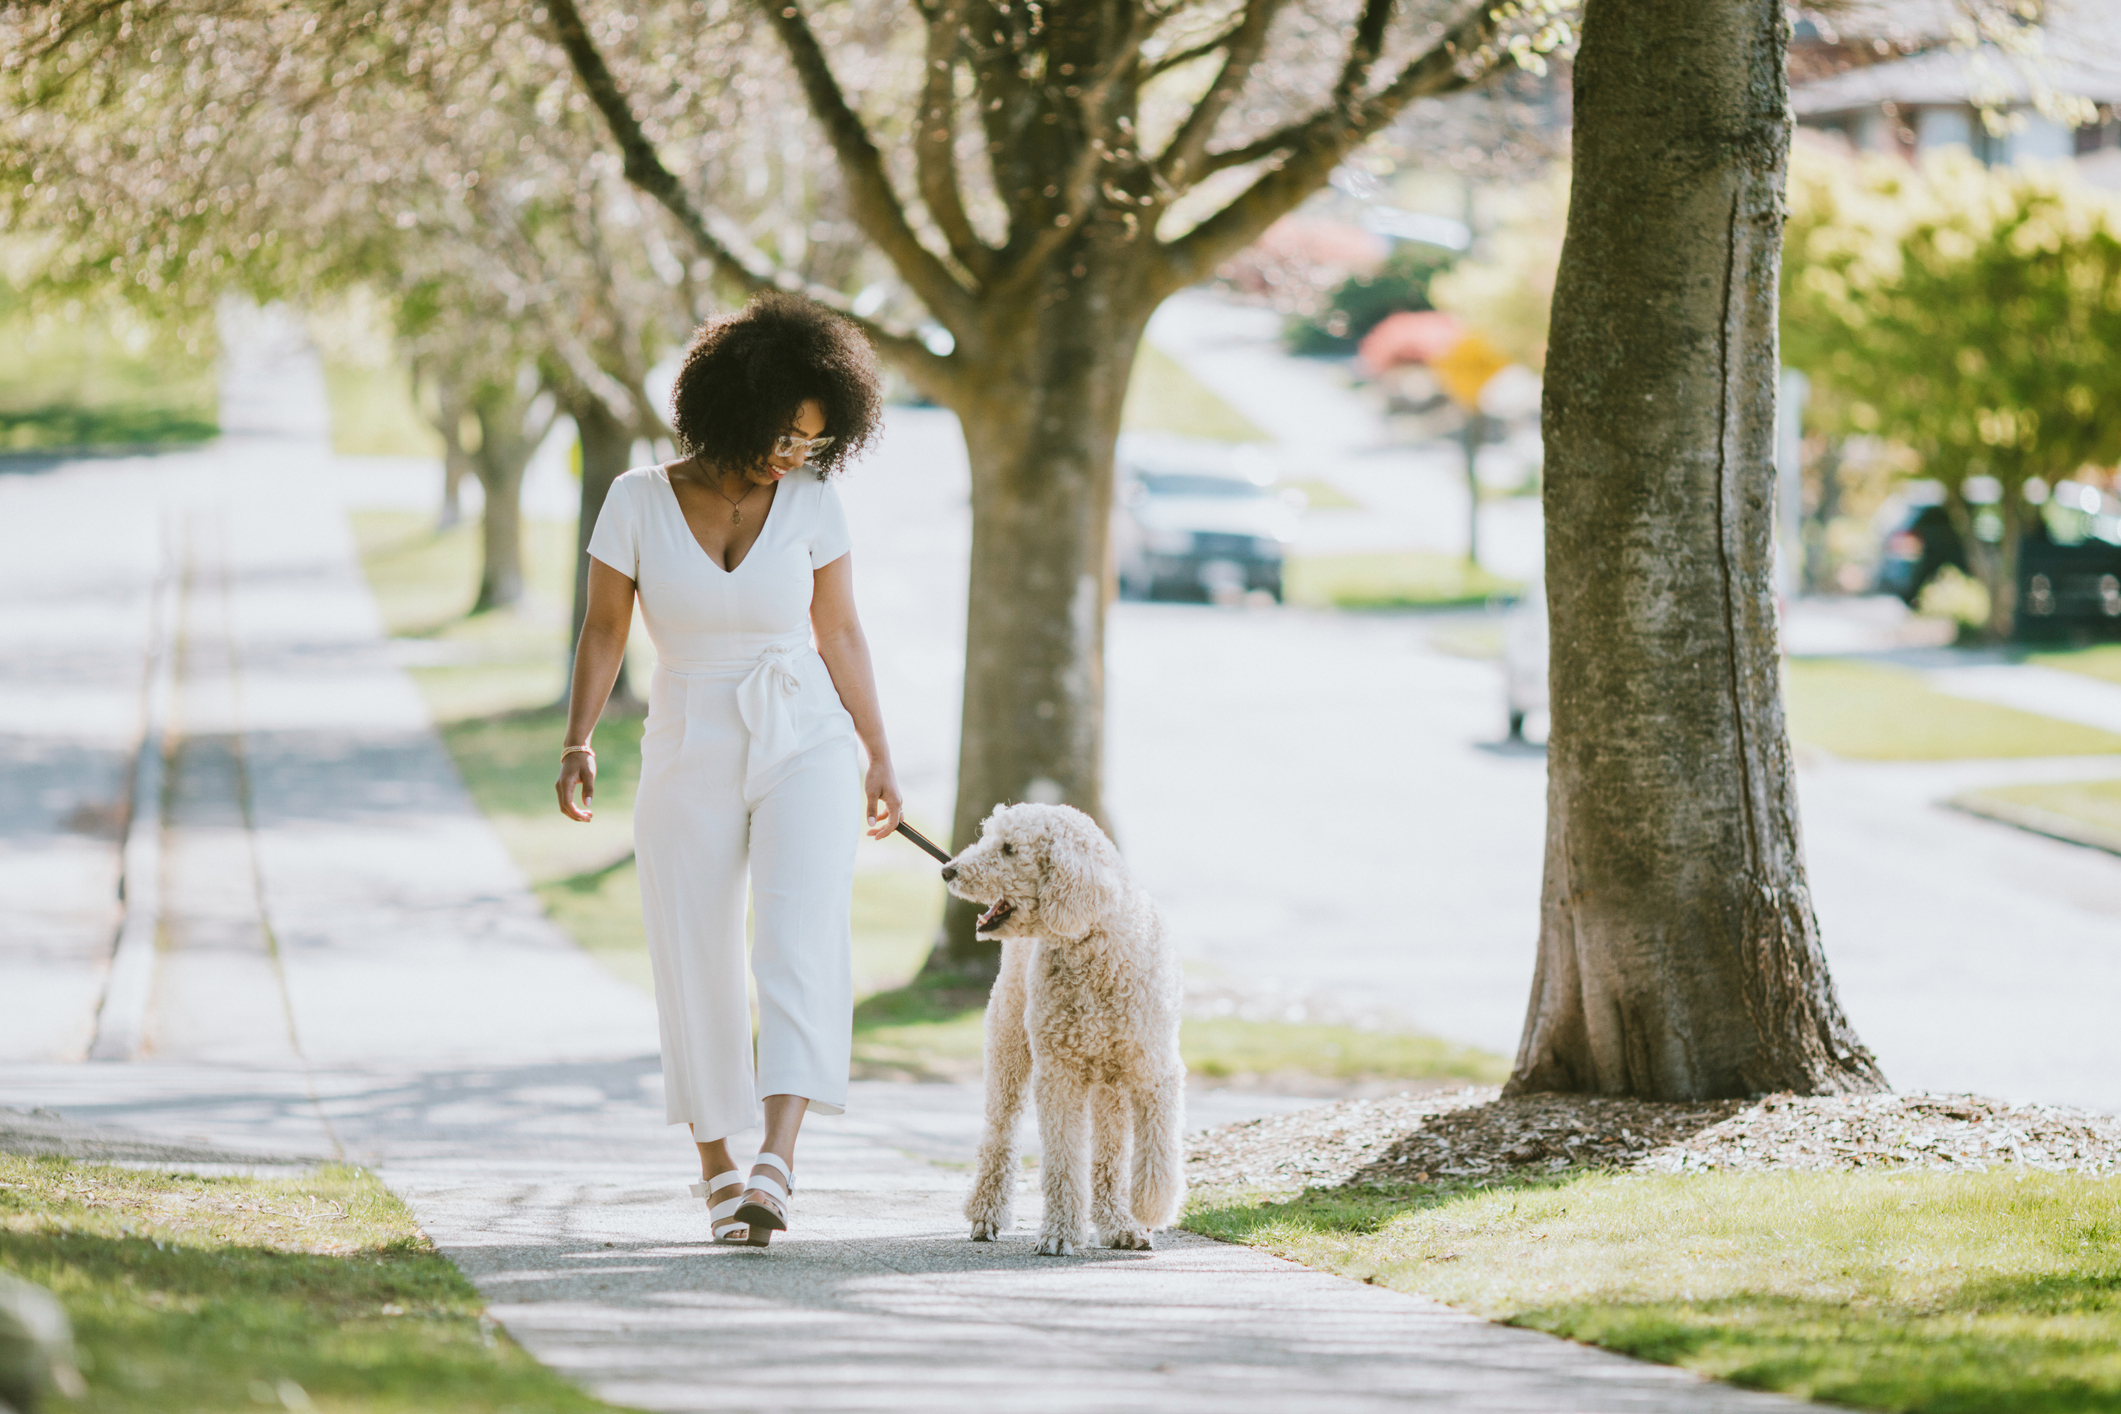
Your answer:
[587,464,853,666]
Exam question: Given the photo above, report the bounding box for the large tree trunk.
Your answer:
[1508,0,1884,1100]
[923,260,1152,977]
[564,394,641,711]
[469,381,551,615]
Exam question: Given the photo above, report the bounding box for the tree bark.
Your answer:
[564,393,641,711]
[923,257,1153,977]
[1508,0,1885,1100]
[470,381,551,615]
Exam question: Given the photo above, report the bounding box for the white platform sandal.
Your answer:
[688,1170,751,1245]
[733,1152,793,1248]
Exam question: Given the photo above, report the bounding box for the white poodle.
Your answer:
[941,802,1186,1255]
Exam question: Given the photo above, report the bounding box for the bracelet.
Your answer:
[561,745,595,761]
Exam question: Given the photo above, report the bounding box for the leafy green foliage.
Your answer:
[1285,244,1456,355]
[0,279,217,451]
[1783,147,2121,637]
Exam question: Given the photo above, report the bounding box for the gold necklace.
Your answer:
[701,466,759,525]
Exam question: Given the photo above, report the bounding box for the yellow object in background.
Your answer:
[1433,332,1509,411]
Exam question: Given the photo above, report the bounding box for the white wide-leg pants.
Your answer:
[634,660,859,1142]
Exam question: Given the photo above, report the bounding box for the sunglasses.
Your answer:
[773,432,835,458]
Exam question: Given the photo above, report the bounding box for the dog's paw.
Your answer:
[1033,1230,1078,1257]
[969,1219,1004,1242]
[1101,1226,1154,1251]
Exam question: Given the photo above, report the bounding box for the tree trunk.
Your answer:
[922,260,1152,977]
[426,371,476,533]
[470,382,549,615]
[565,394,641,711]
[1508,0,1885,1100]
[1984,488,2025,643]
[1461,412,1485,569]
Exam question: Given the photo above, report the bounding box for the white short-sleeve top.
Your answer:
[587,464,856,800]
[587,464,852,667]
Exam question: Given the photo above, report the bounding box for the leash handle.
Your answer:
[893,820,953,864]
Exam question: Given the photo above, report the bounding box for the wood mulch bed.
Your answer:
[1187,1087,2121,1195]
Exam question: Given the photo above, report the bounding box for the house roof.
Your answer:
[1790,0,2121,114]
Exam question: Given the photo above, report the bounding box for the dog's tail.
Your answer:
[1131,1075,1187,1229]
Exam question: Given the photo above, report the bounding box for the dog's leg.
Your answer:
[965,943,1031,1241]
[1033,1068,1089,1256]
[1129,1071,1188,1233]
[1090,1084,1149,1249]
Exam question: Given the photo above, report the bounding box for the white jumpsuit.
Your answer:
[588,465,860,1142]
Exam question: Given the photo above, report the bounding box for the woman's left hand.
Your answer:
[864,758,904,840]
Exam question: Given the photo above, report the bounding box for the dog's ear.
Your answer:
[1038,808,1123,938]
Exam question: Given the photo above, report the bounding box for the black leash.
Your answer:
[893,820,953,864]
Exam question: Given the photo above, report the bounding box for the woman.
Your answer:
[555,292,902,1248]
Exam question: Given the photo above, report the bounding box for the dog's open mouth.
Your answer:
[975,897,1015,933]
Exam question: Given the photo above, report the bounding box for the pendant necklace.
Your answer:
[709,469,757,525]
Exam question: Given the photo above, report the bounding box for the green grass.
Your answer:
[2031,644,2121,687]
[0,296,217,451]
[846,972,1510,1085]
[0,1155,624,1414]
[1784,659,2121,760]
[1285,551,1520,610]
[1122,343,1268,443]
[1187,1168,2121,1413]
[1954,777,2121,854]
[1281,478,1363,511]
[324,362,445,458]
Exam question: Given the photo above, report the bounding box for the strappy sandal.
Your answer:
[688,1170,750,1245]
[733,1152,793,1248]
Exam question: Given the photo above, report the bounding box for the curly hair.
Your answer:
[668,292,884,478]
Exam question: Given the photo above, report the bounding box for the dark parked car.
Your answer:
[1875,483,2121,638]
[1112,437,1302,602]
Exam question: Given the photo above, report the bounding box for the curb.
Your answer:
[88,540,179,1062]
[1946,792,2121,860]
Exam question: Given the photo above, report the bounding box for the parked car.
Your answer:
[1501,576,1548,742]
[1876,481,2121,637]
[1112,437,1302,602]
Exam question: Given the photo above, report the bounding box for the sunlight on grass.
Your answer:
[1122,343,1267,443]
[323,361,444,458]
[0,1155,623,1414]
[2032,644,2121,687]
[1285,551,1520,610]
[1187,1168,2121,1413]
[1282,478,1363,511]
[0,295,217,451]
[1182,1018,1506,1084]
[1953,777,2121,854]
[1784,659,2121,760]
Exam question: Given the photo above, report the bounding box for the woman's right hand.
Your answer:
[557,752,597,822]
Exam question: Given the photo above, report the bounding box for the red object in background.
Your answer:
[1357,310,1467,376]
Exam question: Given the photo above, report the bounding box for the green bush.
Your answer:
[1285,244,1456,356]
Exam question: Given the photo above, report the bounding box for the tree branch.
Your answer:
[915,0,993,283]
[1145,17,1246,80]
[755,0,978,329]
[1153,0,1289,186]
[1156,1,1502,294]
[541,0,954,389]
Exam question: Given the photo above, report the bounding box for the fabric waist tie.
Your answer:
[657,632,816,803]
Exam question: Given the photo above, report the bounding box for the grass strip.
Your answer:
[1188,1167,2121,1413]
[1285,551,1520,611]
[2030,644,2121,688]
[1121,344,1268,443]
[1952,778,2121,856]
[0,1155,626,1414]
[849,973,1509,1086]
[1785,659,2121,760]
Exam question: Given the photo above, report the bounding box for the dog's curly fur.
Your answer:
[943,803,1185,1255]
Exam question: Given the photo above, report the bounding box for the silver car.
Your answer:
[1112,436,1303,603]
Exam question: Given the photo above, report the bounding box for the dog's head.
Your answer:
[941,802,1124,941]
